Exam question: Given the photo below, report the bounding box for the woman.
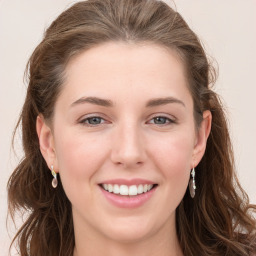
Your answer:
[7,0,256,255]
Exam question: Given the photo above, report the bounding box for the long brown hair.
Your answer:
[8,0,256,255]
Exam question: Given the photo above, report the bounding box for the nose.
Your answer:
[110,122,146,169]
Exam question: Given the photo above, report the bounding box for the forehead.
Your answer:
[65,41,186,81]
[59,42,191,107]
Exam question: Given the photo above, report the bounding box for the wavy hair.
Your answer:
[8,0,256,255]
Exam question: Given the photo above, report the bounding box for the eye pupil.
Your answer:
[154,117,166,124]
[88,117,102,124]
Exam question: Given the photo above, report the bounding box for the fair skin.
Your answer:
[37,42,211,256]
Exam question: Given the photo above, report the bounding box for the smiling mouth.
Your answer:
[99,183,158,196]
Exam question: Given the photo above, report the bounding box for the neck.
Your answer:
[73,237,183,256]
[73,215,183,256]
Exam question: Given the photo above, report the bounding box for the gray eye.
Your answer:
[87,117,103,125]
[153,117,168,124]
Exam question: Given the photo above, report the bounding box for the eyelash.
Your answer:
[80,116,106,126]
[148,116,175,125]
[79,115,176,127]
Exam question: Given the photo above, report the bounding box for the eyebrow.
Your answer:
[146,97,185,108]
[71,96,113,107]
[70,96,185,108]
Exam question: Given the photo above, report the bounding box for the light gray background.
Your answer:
[1,1,255,255]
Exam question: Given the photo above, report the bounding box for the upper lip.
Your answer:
[99,178,156,186]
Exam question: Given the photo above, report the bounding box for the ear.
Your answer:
[36,115,58,172]
[193,110,212,167]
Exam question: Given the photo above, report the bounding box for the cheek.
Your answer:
[152,128,194,166]
[53,130,108,194]
[149,129,194,189]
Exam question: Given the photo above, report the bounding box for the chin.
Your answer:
[105,229,150,244]
[101,217,156,243]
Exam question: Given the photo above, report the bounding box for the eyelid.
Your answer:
[148,117,175,126]
[78,112,106,121]
[147,113,176,123]
[77,113,177,126]
[78,113,109,126]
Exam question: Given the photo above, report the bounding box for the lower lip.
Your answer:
[99,185,157,209]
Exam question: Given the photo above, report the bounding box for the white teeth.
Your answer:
[137,184,144,194]
[108,184,113,193]
[101,183,155,196]
[147,184,153,191]
[129,185,137,196]
[120,185,128,195]
[113,184,120,194]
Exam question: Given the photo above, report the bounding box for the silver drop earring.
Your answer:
[189,167,196,198]
[51,165,58,188]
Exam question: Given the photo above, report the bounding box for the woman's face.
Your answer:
[38,42,210,244]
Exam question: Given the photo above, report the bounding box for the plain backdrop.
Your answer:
[0,0,255,255]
